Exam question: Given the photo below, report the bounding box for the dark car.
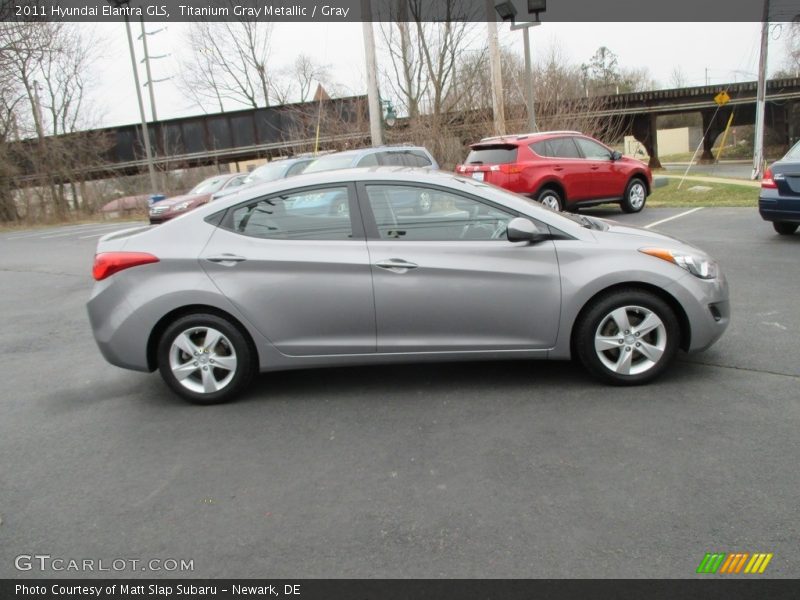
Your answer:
[149,174,245,224]
[455,131,653,213]
[759,141,800,235]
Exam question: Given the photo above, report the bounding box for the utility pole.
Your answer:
[124,16,158,194]
[361,0,383,146]
[139,17,158,122]
[485,0,506,136]
[752,0,770,180]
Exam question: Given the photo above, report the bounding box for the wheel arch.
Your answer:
[534,179,567,202]
[146,304,260,372]
[568,282,691,356]
[628,171,650,195]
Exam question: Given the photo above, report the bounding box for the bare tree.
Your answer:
[0,23,107,222]
[670,66,688,89]
[180,19,273,111]
[380,0,480,119]
[270,54,332,104]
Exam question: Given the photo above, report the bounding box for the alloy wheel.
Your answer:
[593,305,667,376]
[168,326,238,394]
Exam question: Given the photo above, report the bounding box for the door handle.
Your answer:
[204,254,247,265]
[590,166,599,170]
[553,166,564,172]
[374,259,418,272]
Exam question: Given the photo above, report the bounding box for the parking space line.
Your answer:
[5,223,103,240]
[79,231,123,239]
[644,207,704,229]
[40,223,135,239]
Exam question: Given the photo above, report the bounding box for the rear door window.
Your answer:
[464,145,517,165]
[547,137,581,159]
[408,150,433,167]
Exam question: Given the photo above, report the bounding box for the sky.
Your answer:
[86,21,793,130]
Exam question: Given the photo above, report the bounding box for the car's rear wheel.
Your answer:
[621,178,647,213]
[157,313,255,404]
[773,221,798,235]
[574,290,680,385]
[537,187,563,211]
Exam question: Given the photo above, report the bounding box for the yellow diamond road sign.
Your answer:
[714,91,730,106]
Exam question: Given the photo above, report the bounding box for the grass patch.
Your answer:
[648,179,758,207]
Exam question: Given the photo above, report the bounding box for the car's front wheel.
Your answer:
[574,290,680,385]
[157,313,255,404]
[621,178,647,213]
[773,221,798,235]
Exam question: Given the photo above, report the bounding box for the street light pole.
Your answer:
[522,26,535,132]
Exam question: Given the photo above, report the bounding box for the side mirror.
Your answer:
[610,150,623,161]
[507,217,548,243]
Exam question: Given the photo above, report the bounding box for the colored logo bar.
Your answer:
[697,552,773,574]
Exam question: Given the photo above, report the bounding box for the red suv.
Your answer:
[456,131,653,213]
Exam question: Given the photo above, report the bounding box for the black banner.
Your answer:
[1,0,794,23]
[2,580,799,600]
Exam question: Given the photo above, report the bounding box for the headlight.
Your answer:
[171,201,191,212]
[639,247,718,279]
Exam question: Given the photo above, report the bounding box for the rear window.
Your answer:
[304,155,357,173]
[785,140,800,161]
[465,145,517,165]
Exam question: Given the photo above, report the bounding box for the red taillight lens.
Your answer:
[761,168,777,189]
[93,252,159,281]
[497,164,522,174]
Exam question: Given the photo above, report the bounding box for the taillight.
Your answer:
[498,164,522,174]
[761,168,777,189]
[93,252,159,281]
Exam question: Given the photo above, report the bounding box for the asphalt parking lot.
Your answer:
[0,208,798,579]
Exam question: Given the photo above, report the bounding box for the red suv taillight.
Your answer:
[761,168,777,189]
[93,252,159,281]
[497,164,522,174]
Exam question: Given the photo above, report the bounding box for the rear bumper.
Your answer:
[759,194,800,223]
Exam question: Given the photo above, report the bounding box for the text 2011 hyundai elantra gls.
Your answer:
[87,168,729,404]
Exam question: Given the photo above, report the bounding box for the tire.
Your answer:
[157,313,255,405]
[537,187,563,211]
[620,178,647,213]
[773,221,798,235]
[573,289,680,385]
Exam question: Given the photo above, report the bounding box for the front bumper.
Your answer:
[666,270,730,353]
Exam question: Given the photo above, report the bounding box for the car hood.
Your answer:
[597,220,705,255]
[155,193,209,208]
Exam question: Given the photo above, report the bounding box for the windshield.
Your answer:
[189,176,229,195]
[784,140,800,161]
[303,155,357,173]
[244,162,288,184]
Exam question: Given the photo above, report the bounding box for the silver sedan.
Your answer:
[87,168,729,404]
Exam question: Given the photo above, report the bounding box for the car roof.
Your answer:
[316,145,431,158]
[474,131,585,146]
